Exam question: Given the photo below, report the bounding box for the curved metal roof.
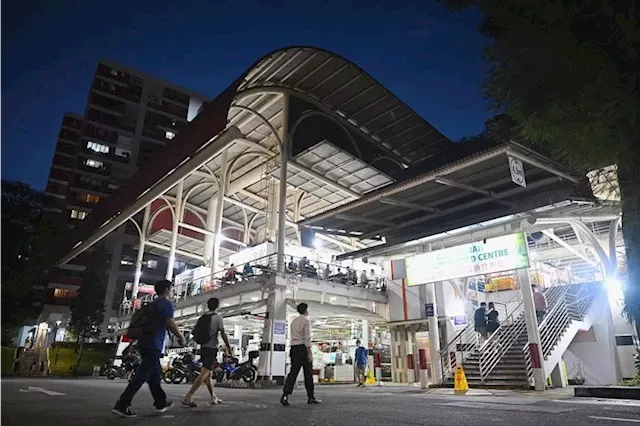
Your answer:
[237,46,451,165]
[59,46,453,264]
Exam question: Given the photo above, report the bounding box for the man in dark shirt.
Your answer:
[112,280,186,418]
[474,302,488,341]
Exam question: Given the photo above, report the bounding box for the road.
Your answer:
[2,378,640,426]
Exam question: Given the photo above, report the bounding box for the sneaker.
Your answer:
[156,400,174,413]
[307,397,321,404]
[280,394,290,406]
[112,406,137,418]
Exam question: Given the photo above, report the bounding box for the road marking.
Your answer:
[435,402,575,414]
[19,386,66,396]
[553,399,640,407]
[588,416,640,423]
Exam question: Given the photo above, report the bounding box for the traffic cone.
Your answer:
[453,366,469,395]
[365,369,376,385]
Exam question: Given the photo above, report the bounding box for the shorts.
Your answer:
[199,347,218,371]
[475,325,487,333]
[487,322,499,333]
[355,364,366,377]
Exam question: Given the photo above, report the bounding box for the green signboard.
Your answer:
[406,232,530,286]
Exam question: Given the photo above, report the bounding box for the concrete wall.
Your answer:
[563,298,621,385]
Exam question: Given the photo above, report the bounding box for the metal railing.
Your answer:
[118,253,389,317]
[477,283,571,383]
[522,282,602,382]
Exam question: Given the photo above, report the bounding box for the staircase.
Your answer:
[441,281,604,388]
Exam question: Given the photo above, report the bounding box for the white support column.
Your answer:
[212,150,228,275]
[166,181,184,280]
[426,282,441,384]
[362,320,369,349]
[276,94,290,273]
[267,180,279,242]
[203,194,217,266]
[518,267,546,391]
[258,286,287,384]
[132,205,151,298]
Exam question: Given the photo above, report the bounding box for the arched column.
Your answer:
[131,205,150,299]
[166,180,184,280]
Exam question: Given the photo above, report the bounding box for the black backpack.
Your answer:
[127,301,161,340]
[192,313,213,345]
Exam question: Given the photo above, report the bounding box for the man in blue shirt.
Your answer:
[354,340,368,387]
[112,280,185,418]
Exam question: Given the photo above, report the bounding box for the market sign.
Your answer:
[405,232,530,286]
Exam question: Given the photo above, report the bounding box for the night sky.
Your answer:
[2,0,489,190]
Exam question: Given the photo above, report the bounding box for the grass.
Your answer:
[49,347,113,376]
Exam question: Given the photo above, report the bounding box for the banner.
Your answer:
[406,232,530,286]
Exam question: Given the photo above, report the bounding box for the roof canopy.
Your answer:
[298,142,593,260]
[59,46,454,264]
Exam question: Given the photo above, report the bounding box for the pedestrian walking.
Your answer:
[182,297,231,407]
[112,280,185,418]
[281,303,321,406]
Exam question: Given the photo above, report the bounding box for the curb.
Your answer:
[575,386,640,400]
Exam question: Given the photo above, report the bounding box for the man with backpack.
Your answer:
[112,279,185,418]
[182,297,231,407]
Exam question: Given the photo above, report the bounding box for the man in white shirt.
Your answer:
[281,303,321,406]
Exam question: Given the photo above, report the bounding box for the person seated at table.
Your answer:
[323,264,331,280]
[360,270,369,287]
[298,256,309,271]
[346,267,357,285]
[243,262,254,277]
[287,257,298,272]
[224,264,237,285]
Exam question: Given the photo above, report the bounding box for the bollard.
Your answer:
[418,349,428,389]
[406,354,415,384]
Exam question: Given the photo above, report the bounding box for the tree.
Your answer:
[446,1,640,327]
[68,244,109,366]
[1,180,60,343]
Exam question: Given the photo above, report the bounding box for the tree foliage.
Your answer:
[68,244,109,355]
[447,0,640,325]
[1,180,60,341]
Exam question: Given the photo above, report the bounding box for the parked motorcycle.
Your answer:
[214,350,258,383]
[163,353,201,384]
[106,354,139,381]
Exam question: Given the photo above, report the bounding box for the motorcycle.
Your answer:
[214,350,258,383]
[106,354,140,382]
[163,353,201,384]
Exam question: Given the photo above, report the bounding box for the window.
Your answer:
[108,183,119,190]
[120,259,134,266]
[54,288,70,298]
[77,193,100,204]
[84,158,104,169]
[79,175,102,187]
[165,131,176,140]
[70,209,87,220]
[87,141,110,153]
[146,260,158,269]
[115,148,131,158]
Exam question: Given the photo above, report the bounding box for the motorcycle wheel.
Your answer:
[106,369,117,380]
[163,369,175,384]
[172,370,185,384]
[242,367,257,383]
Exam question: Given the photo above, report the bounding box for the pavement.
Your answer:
[3,378,640,426]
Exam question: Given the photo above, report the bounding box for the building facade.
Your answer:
[37,61,209,341]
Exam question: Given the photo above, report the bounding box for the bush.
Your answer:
[1,346,17,376]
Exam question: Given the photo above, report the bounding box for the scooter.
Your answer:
[214,351,258,383]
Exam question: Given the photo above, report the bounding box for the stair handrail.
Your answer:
[478,300,527,383]
[479,282,572,383]
[439,321,477,382]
